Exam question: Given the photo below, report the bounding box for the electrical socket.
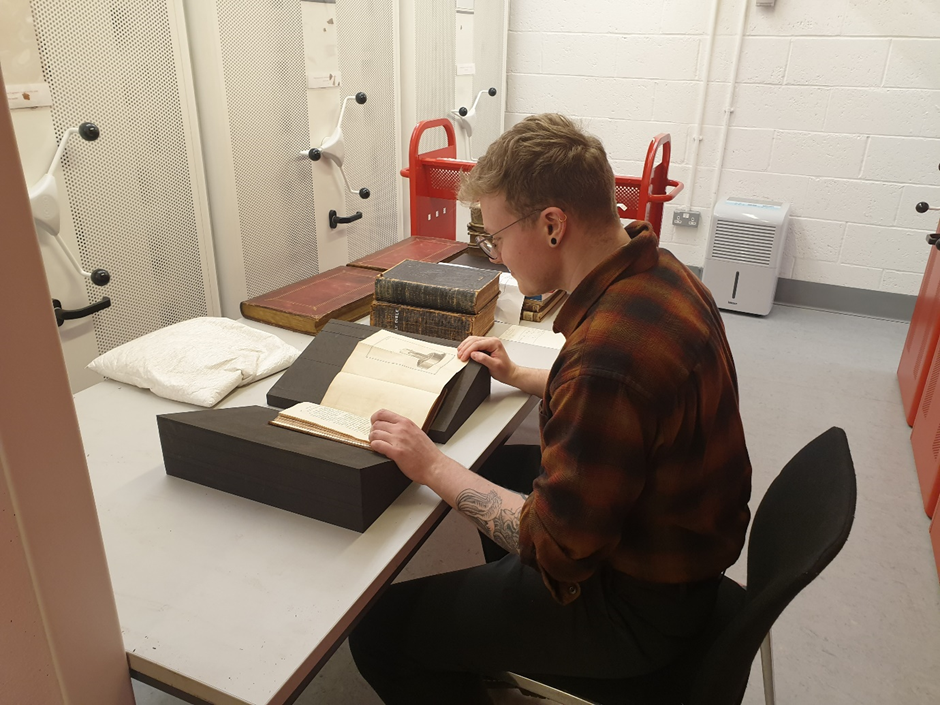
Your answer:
[672,210,701,228]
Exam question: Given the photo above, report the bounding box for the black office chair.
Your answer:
[492,426,857,705]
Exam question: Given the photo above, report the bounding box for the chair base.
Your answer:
[494,631,774,705]
[760,632,776,705]
[493,672,597,705]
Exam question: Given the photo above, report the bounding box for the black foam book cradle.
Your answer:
[157,320,491,532]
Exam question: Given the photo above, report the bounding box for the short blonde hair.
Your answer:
[458,114,618,226]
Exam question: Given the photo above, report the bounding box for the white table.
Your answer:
[75,319,560,705]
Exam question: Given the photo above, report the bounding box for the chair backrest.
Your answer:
[688,426,857,705]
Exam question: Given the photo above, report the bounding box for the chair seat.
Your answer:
[499,578,747,705]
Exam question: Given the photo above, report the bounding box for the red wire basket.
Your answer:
[400,118,684,240]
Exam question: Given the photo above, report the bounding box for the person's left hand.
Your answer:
[369,409,447,486]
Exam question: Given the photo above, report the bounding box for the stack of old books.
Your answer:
[370,259,500,341]
[467,206,485,244]
[239,236,467,335]
[522,290,568,322]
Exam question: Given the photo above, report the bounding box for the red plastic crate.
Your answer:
[399,118,683,240]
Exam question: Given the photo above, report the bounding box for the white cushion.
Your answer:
[87,317,300,407]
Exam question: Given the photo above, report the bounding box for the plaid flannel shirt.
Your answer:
[519,221,752,605]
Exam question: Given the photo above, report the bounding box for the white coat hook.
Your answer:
[451,87,497,158]
[29,122,111,287]
[302,91,371,200]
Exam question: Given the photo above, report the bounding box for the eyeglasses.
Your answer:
[475,209,542,259]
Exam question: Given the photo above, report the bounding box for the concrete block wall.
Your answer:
[505,0,940,295]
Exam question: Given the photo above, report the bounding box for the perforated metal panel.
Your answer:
[31,0,212,353]
[415,0,456,154]
[471,0,505,158]
[616,183,641,216]
[336,0,402,260]
[215,0,319,297]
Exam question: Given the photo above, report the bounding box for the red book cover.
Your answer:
[347,236,468,272]
[240,266,378,335]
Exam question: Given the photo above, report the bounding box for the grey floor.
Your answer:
[134,304,940,705]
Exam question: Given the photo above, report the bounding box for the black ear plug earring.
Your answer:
[550,237,557,246]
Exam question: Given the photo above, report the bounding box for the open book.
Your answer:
[270,330,467,449]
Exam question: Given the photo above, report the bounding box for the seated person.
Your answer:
[350,113,752,705]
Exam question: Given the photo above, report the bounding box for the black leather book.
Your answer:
[374,260,500,314]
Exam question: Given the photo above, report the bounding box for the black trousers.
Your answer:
[348,445,720,705]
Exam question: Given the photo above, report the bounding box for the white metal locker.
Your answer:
[29,0,219,349]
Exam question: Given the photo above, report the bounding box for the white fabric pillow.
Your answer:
[87,317,300,407]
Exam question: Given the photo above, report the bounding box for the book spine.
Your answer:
[520,293,566,322]
[241,302,318,335]
[370,303,475,342]
[374,277,480,314]
[241,298,374,335]
[471,302,496,336]
[521,308,556,322]
[371,300,496,341]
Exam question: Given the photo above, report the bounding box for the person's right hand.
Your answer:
[457,336,517,387]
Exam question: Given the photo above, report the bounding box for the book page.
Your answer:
[272,402,372,445]
[321,372,440,428]
[340,330,467,394]
[499,324,566,350]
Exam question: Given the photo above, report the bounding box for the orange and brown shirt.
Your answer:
[519,221,752,604]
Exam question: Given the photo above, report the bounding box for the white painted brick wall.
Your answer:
[769,132,868,179]
[697,127,774,172]
[885,41,940,90]
[732,84,830,131]
[744,0,846,37]
[783,217,847,263]
[842,0,940,38]
[800,178,903,227]
[786,38,890,87]
[826,88,940,138]
[863,137,940,185]
[882,270,926,295]
[505,0,940,296]
[707,37,790,84]
[841,223,930,271]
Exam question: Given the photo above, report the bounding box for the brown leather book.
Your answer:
[520,292,568,322]
[447,248,509,274]
[347,236,468,272]
[523,289,564,312]
[370,295,497,342]
[240,266,378,335]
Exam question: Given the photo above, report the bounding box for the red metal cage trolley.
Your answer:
[400,118,684,241]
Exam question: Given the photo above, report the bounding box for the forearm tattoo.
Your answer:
[455,489,527,553]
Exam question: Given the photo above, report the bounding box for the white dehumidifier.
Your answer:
[702,198,791,316]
